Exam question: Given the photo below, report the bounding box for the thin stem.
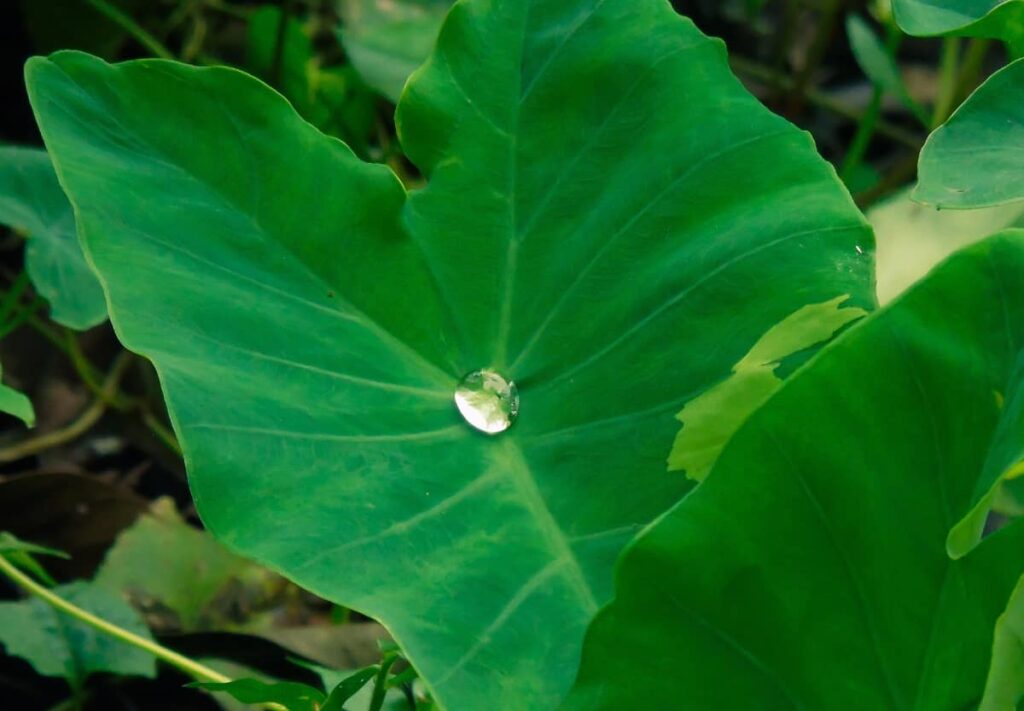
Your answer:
[0,352,131,463]
[729,55,923,149]
[954,38,992,103]
[83,0,175,59]
[932,37,962,128]
[0,272,30,327]
[369,654,399,711]
[0,553,229,684]
[840,87,883,180]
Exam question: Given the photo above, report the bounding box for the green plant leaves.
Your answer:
[0,145,106,329]
[0,366,34,427]
[337,0,450,102]
[915,58,1024,208]
[25,1,873,706]
[892,0,1024,44]
[0,581,156,688]
[846,15,928,126]
[668,295,866,481]
[192,679,327,711]
[567,231,1024,710]
[981,575,1024,710]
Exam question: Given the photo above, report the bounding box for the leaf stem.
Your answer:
[0,553,229,684]
[932,37,962,127]
[0,351,131,463]
[83,0,175,60]
[729,55,922,150]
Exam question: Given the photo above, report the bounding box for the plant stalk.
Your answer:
[0,553,230,684]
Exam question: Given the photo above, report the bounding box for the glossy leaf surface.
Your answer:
[0,146,105,329]
[0,582,156,687]
[569,232,1024,710]
[915,58,1024,208]
[981,575,1024,710]
[26,2,873,705]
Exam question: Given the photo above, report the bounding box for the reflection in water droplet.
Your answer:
[454,370,519,435]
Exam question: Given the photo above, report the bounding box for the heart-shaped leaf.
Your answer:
[0,145,106,329]
[0,581,157,688]
[892,0,1024,44]
[25,1,873,706]
[915,58,1024,208]
[568,231,1024,710]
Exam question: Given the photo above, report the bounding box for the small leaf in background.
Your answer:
[93,497,274,632]
[567,231,1024,710]
[892,0,1024,49]
[669,295,866,482]
[915,58,1024,208]
[247,6,376,155]
[0,145,106,329]
[846,14,929,126]
[0,581,156,688]
[320,666,378,710]
[190,678,325,711]
[981,575,1024,710]
[869,187,1024,304]
[0,362,34,426]
[247,6,316,117]
[336,0,450,103]
[0,531,68,586]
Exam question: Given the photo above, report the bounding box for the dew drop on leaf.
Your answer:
[454,370,519,435]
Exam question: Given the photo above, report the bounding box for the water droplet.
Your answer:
[855,245,865,256]
[454,370,519,435]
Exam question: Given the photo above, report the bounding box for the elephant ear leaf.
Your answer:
[0,145,106,330]
[568,231,1024,711]
[24,1,873,708]
[915,59,1024,209]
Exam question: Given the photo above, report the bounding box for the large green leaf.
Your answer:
[0,582,156,688]
[25,1,873,706]
[0,145,106,329]
[892,0,1024,43]
[337,0,450,102]
[567,231,1024,710]
[915,58,1024,209]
